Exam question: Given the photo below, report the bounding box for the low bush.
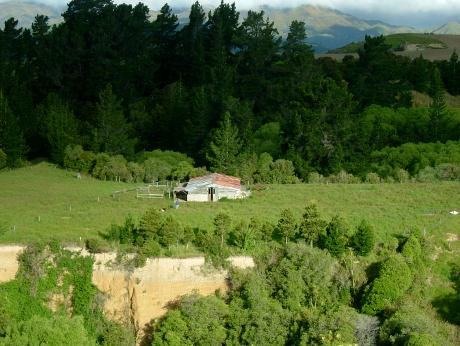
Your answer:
[361,255,413,315]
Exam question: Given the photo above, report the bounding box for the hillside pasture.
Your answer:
[0,162,459,249]
[320,34,460,61]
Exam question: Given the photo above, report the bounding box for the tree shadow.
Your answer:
[432,263,460,325]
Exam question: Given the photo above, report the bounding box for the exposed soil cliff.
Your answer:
[0,246,254,343]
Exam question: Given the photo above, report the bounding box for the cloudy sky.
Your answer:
[5,0,460,27]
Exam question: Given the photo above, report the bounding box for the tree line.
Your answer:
[0,0,460,179]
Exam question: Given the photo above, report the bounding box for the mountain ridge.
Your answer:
[0,1,457,52]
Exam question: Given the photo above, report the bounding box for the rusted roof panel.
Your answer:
[186,173,241,192]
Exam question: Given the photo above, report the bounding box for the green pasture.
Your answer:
[384,33,446,49]
[0,162,459,247]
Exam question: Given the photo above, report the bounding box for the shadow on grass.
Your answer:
[432,263,460,325]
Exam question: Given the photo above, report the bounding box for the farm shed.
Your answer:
[175,173,250,202]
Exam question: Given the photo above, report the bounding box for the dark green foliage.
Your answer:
[92,84,135,158]
[351,220,375,256]
[269,243,348,311]
[0,91,26,167]
[85,238,110,254]
[319,215,349,257]
[206,113,241,174]
[229,221,256,251]
[429,68,449,142]
[250,122,282,158]
[401,234,423,266]
[64,145,95,173]
[39,94,80,164]
[379,302,449,345]
[152,295,228,346]
[371,140,460,178]
[1,315,96,346]
[0,0,459,177]
[361,255,413,315]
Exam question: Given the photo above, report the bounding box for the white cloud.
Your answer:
[119,0,460,13]
[2,0,460,27]
[3,0,460,12]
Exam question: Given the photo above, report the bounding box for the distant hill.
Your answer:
[161,5,417,52]
[0,1,62,28]
[331,33,446,53]
[432,22,460,35]
[258,5,415,52]
[322,34,460,62]
[1,1,454,53]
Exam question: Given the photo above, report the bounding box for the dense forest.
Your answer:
[0,0,460,182]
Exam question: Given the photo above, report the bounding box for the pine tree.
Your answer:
[206,112,242,174]
[92,84,135,158]
[351,220,374,256]
[40,94,80,164]
[0,91,27,166]
[429,68,448,142]
[319,215,349,257]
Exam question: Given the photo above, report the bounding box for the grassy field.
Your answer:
[1,162,459,248]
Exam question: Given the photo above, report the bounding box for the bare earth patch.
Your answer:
[446,233,459,242]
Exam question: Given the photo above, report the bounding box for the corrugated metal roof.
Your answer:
[185,173,241,192]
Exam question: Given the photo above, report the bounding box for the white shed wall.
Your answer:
[187,194,209,202]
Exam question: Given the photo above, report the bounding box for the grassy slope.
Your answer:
[0,162,459,248]
[330,33,445,53]
[384,33,446,49]
[325,34,460,61]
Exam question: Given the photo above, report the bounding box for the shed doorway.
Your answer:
[208,187,216,202]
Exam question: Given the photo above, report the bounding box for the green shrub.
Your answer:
[85,238,110,253]
[405,332,440,346]
[91,153,111,180]
[171,161,194,181]
[143,157,172,182]
[361,255,413,315]
[189,166,208,178]
[436,163,460,180]
[140,238,162,257]
[270,159,299,184]
[417,166,438,182]
[127,162,145,182]
[307,172,325,184]
[105,155,132,182]
[365,172,381,183]
[91,152,133,182]
[229,221,256,251]
[379,302,446,346]
[63,145,95,173]
[328,170,361,184]
[2,315,96,346]
[394,168,410,183]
